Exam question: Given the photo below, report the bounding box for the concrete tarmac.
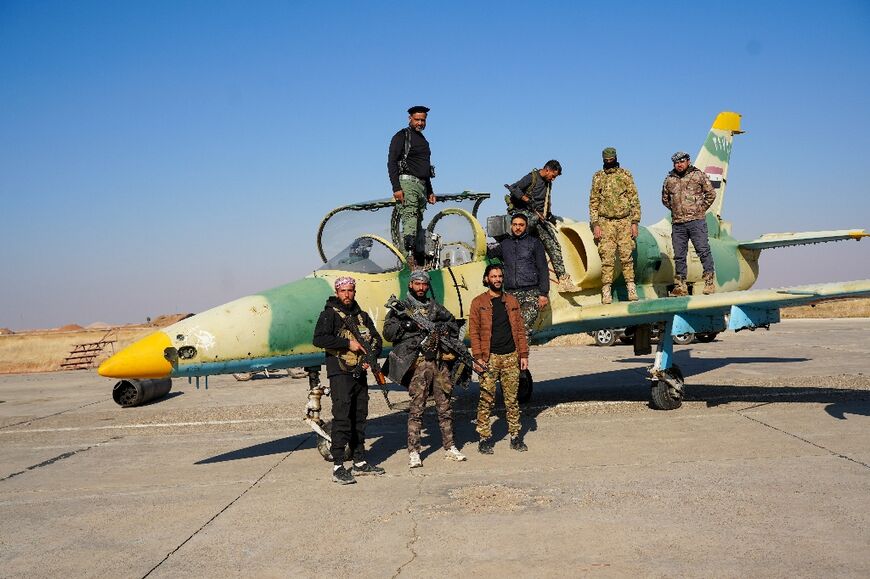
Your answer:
[1,318,869,578]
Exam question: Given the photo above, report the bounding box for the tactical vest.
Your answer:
[325,307,372,371]
[505,169,550,216]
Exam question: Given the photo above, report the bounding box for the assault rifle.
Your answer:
[337,313,393,409]
[384,295,487,387]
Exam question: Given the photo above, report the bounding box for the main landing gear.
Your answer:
[649,318,686,410]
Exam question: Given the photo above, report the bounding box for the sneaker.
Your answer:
[510,436,528,452]
[352,461,385,476]
[444,446,467,462]
[332,465,356,485]
[478,438,494,454]
[408,451,422,468]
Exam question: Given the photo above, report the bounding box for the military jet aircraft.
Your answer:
[99,111,870,416]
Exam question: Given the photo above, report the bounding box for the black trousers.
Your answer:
[329,372,369,465]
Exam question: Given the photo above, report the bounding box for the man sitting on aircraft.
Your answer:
[590,147,641,304]
[661,151,717,296]
[469,264,530,453]
[312,276,385,485]
[388,105,436,267]
[505,160,578,292]
[487,213,549,338]
[383,270,467,467]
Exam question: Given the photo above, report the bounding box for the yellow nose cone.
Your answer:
[98,332,173,378]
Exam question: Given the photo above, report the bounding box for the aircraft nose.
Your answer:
[98,332,174,378]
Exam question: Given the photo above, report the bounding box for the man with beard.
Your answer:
[383,270,467,467]
[505,160,578,292]
[589,147,641,304]
[469,264,530,453]
[312,276,385,485]
[661,151,717,296]
[487,213,549,338]
[388,105,436,266]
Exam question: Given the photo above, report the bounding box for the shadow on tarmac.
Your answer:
[195,349,867,466]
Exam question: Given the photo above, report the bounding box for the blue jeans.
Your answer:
[672,219,714,278]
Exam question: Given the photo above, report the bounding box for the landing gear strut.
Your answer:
[649,318,685,410]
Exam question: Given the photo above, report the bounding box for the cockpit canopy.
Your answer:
[316,192,490,273]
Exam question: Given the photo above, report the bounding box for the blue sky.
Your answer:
[1,0,869,329]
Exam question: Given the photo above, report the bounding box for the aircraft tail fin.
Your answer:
[739,229,869,250]
[695,111,744,218]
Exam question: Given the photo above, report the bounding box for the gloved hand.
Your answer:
[403,320,415,331]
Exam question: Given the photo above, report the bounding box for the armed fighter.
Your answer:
[99,111,870,420]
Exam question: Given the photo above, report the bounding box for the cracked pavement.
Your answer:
[1,319,869,577]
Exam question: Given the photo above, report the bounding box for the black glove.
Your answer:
[402,320,415,331]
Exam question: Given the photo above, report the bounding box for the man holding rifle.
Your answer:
[383,270,467,468]
[312,276,385,485]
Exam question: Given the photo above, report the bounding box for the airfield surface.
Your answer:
[1,318,869,578]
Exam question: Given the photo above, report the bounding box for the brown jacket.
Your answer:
[469,291,529,362]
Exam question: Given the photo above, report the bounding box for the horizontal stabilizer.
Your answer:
[739,229,868,250]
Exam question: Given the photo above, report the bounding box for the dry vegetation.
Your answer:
[780,297,870,319]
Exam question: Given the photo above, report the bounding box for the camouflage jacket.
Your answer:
[589,166,641,227]
[661,166,716,224]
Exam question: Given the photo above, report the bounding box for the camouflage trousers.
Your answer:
[407,359,455,452]
[514,209,566,278]
[597,217,635,284]
[397,176,427,247]
[476,351,521,438]
[507,288,541,338]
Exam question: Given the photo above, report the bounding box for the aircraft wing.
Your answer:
[738,229,868,250]
[538,279,870,339]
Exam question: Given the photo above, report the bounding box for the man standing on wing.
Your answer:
[661,151,717,296]
[469,264,530,454]
[488,213,549,338]
[388,105,436,267]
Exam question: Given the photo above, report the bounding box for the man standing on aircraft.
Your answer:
[589,147,641,304]
[388,105,436,267]
[661,151,717,296]
[506,161,578,292]
[383,271,467,467]
[487,213,549,337]
[469,264,530,453]
[312,276,385,485]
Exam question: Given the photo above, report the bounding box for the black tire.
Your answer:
[517,369,534,404]
[673,333,695,346]
[696,332,718,343]
[592,329,619,347]
[618,335,634,345]
[650,364,684,410]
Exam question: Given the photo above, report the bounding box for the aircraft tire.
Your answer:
[517,370,534,404]
[696,332,718,343]
[673,333,695,346]
[650,364,684,411]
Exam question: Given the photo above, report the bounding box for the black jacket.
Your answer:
[489,231,550,295]
[312,296,383,378]
[387,127,433,194]
[383,295,458,385]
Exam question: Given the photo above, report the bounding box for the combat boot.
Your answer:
[601,284,612,305]
[669,276,688,297]
[627,281,638,302]
[478,438,494,455]
[703,271,716,295]
[403,235,417,269]
[510,436,528,452]
[558,274,578,292]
